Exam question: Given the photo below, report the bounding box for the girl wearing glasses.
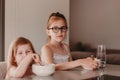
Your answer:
[41,12,98,70]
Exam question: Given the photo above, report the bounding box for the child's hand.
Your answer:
[32,54,41,64]
[80,57,98,70]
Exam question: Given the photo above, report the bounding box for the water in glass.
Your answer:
[97,45,106,68]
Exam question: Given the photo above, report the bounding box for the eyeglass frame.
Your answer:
[48,26,68,33]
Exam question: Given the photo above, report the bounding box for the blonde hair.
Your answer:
[7,37,36,70]
[46,12,68,42]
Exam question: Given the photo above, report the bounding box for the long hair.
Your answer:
[46,12,68,42]
[7,37,36,70]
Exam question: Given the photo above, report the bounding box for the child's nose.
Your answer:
[58,29,62,33]
[23,52,27,56]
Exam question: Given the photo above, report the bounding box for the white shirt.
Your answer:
[53,53,69,64]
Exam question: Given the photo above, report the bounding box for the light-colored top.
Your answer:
[41,43,71,64]
[53,53,69,64]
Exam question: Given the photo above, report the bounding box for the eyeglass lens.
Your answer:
[50,26,68,33]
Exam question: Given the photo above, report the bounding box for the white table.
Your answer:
[6,64,120,80]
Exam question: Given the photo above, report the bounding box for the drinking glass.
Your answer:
[96,45,106,68]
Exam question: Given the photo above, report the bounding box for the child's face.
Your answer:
[48,20,67,42]
[15,44,33,65]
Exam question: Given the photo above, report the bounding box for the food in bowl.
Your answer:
[32,64,55,76]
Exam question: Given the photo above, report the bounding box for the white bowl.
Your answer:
[32,64,55,76]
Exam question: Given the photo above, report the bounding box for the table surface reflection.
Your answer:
[6,64,120,80]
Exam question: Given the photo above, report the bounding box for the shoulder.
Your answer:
[63,43,69,49]
[9,66,16,72]
[62,43,70,53]
[7,65,16,72]
[41,44,52,52]
[41,43,53,57]
[5,66,16,79]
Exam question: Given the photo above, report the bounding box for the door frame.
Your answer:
[0,0,5,61]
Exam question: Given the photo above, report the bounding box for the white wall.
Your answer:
[70,0,120,50]
[5,0,69,60]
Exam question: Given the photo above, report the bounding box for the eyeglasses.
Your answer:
[48,26,68,33]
